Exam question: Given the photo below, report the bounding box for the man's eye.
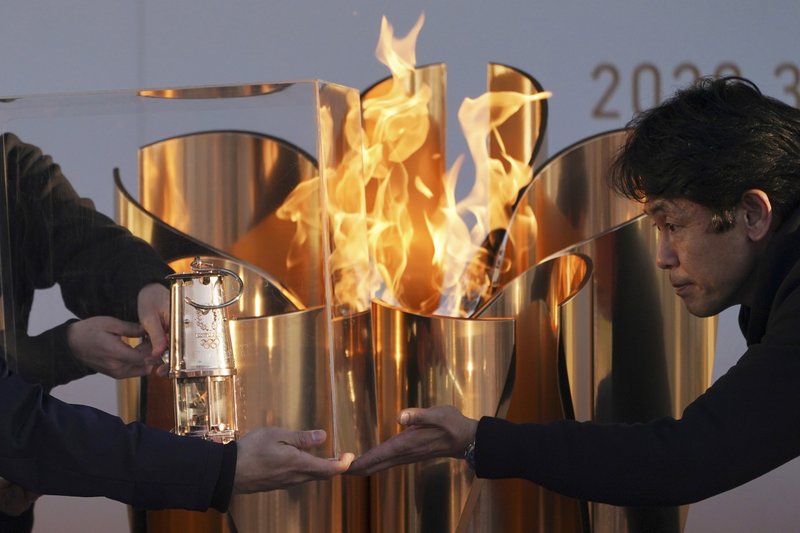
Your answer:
[653,222,678,233]
[651,222,675,232]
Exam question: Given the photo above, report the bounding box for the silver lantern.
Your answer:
[166,257,243,443]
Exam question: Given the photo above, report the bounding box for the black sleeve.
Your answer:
[14,320,93,389]
[6,132,173,321]
[0,357,236,511]
[3,132,173,386]
[475,282,800,506]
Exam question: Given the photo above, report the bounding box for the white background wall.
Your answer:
[1,1,799,531]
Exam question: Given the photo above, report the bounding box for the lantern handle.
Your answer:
[166,257,244,310]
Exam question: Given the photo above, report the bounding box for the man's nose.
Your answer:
[656,236,678,269]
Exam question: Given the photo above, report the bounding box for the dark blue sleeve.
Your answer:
[0,357,235,511]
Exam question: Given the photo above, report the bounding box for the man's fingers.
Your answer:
[398,407,431,426]
[398,405,459,427]
[284,431,354,477]
[141,316,168,357]
[107,319,146,338]
[0,483,36,516]
[348,450,387,476]
[329,452,355,473]
[137,283,170,358]
[299,452,355,482]
[135,339,164,366]
[348,430,427,475]
[110,342,150,365]
[290,429,328,450]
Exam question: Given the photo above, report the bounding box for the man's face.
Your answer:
[644,197,760,317]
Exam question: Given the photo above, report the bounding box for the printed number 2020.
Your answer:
[591,62,800,119]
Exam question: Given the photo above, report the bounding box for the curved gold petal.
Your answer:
[505,129,716,532]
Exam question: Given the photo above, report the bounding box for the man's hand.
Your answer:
[233,428,354,493]
[347,405,478,476]
[136,283,170,363]
[66,317,156,378]
[0,477,38,516]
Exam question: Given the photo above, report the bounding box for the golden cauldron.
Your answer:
[113,79,715,533]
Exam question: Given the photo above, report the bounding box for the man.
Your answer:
[349,76,800,508]
[0,133,352,530]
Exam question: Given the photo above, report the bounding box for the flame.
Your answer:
[374,14,425,85]
[278,13,550,318]
[446,90,550,315]
[321,91,373,316]
[363,14,551,316]
[278,89,373,315]
[276,179,318,270]
[362,13,441,313]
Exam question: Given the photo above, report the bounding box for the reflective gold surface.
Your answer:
[330,311,378,454]
[364,65,562,532]
[139,83,287,100]
[501,130,642,284]
[369,253,591,533]
[487,63,548,184]
[116,109,375,531]
[461,253,591,533]
[370,299,515,533]
[504,129,717,533]
[317,82,378,454]
[227,308,335,531]
[110,85,715,533]
[138,130,322,307]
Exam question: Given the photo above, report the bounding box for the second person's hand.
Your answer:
[234,427,354,493]
[66,316,157,378]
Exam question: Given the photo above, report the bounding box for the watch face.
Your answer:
[465,440,477,470]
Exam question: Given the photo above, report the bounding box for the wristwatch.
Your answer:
[464,439,477,471]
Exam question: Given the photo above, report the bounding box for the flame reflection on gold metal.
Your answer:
[317,82,379,454]
[370,299,515,532]
[504,129,717,533]
[369,252,590,533]
[487,63,548,178]
[138,130,322,307]
[138,84,286,100]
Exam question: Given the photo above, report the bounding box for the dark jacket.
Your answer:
[0,133,236,511]
[2,132,169,388]
[0,357,235,510]
[474,207,800,506]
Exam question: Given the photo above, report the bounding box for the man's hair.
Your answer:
[608,76,800,231]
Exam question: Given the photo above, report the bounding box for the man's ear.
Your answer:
[739,189,773,242]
